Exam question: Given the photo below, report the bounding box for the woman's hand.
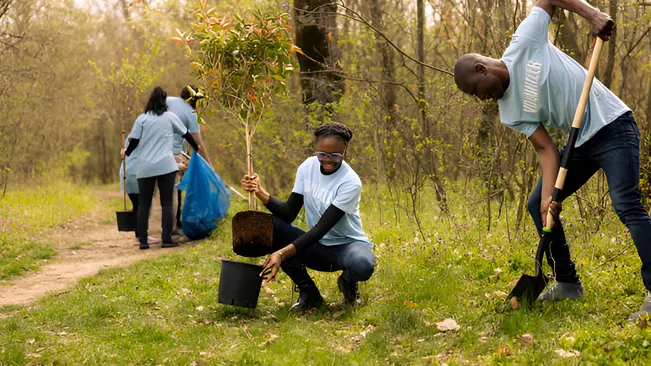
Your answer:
[241,173,269,204]
[241,173,260,192]
[541,196,562,228]
[260,251,283,282]
[120,148,126,159]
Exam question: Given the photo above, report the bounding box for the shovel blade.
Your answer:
[507,273,548,308]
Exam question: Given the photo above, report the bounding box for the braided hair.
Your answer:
[314,122,353,144]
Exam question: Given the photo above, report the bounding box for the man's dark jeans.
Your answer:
[527,112,651,290]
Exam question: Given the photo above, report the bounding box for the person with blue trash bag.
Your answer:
[167,85,214,237]
[176,152,231,240]
[241,122,375,310]
[124,86,200,250]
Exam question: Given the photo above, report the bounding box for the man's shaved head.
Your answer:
[453,53,509,101]
[454,53,482,94]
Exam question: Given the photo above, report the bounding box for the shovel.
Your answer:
[231,122,273,257]
[508,37,604,307]
[116,123,137,232]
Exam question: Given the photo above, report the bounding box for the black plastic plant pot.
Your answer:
[218,259,264,309]
[116,211,137,232]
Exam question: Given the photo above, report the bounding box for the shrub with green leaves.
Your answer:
[176,0,300,207]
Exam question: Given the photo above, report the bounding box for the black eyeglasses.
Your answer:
[315,151,345,162]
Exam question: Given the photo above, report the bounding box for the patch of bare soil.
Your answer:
[0,190,191,307]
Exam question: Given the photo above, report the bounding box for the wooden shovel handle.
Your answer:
[122,126,127,212]
[545,37,604,230]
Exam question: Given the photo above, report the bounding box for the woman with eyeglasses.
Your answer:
[241,122,375,310]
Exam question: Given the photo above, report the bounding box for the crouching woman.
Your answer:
[241,122,375,310]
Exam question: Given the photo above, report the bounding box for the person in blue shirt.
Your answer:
[241,123,375,310]
[120,138,163,244]
[454,0,651,319]
[125,87,200,250]
[166,85,213,237]
[119,137,139,213]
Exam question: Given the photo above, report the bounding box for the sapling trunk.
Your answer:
[245,120,255,210]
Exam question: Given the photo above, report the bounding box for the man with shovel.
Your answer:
[453,0,651,319]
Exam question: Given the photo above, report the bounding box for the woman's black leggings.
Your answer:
[128,193,139,212]
[137,171,177,244]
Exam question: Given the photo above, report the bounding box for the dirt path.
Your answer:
[0,190,189,307]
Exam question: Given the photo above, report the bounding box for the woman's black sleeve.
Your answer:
[124,139,139,156]
[292,204,345,251]
[265,193,304,223]
[182,132,200,152]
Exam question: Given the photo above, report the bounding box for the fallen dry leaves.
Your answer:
[485,291,508,301]
[560,332,575,344]
[435,318,460,332]
[404,300,416,307]
[258,332,278,347]
[520,333,534,344]
[555,349,580,358]
[497,345,514,357]
[241,326,252,340]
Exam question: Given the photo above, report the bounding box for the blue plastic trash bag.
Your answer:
[176,152,231,240]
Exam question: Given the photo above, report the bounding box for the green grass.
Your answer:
[0,183,98,280]
[2,182,651,364]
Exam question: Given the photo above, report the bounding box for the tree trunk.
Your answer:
[293,0,345,118]
[417,0,426,123]
[0,0,12,21]
[475,0,498,155]
[646,73,651,130]
[641,74,651,205]
[99,118,109,184]
[369,0,395,188]
[602,0,617,88]
[417,0,448,213]
[557,11,586,63]
[369,0,397,127]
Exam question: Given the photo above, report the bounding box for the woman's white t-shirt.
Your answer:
[292,156,369,246]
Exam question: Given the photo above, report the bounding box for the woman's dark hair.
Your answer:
[144,86,167,116]
[314,122,353,144]
[180,85,201,109]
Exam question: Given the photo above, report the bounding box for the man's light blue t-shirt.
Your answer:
[128,111,187,179]
[166,97,200,154]
[292,156,369,246]
[498,6,629,146]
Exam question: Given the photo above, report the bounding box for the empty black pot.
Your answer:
[116,211,137,232]
[218,259,263,309]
